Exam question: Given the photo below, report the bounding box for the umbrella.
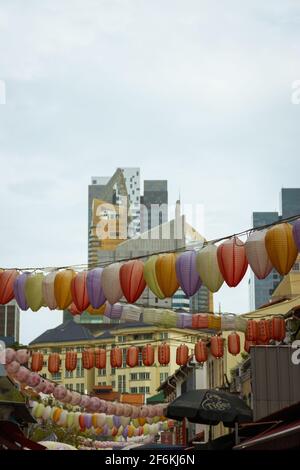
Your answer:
[166,389,252,427]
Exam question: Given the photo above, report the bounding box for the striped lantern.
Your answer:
[272,316,286,341]
[228,332,240,355]
[257,320,269,344]
[95,348,106,369]
[119,260,146,303]
[0,270,19,305]
[210,336,224,358]
[126,346,139,368]
[102,263,123,305]
[246,320,258,341]
[13,272,30,310]
[82,349,95,369]
[54,269,76,310]
[104,303,123,320]
[25,273,44,312]
[142,344,155,366]
[196,244,224,293]
[158,343,170,365]
[42,272,58,310]
[31,352,44,372]
[86,268,106,309]
[110,347,122,368]
[194,340,208,363]
[65,351,77,372]
[175,251,202,297]
[245,230,273,279]
[71,271,90,312]
[155,253,179,298]
[217,237,248,287]
[176,344,189,366]
[265,223,298,275]
[48,353,60,374]
[143,255,164,299]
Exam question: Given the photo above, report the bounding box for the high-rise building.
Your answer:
[0,300,20,344]
[140,180,168,233]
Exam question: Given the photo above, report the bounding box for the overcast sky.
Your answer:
[1,1,300,344]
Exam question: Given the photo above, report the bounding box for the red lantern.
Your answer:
[257,320,269,344]
[126,346,139,368]
[0,270,19,304]
[142,344,154,366]
[48,353,60,374]
[246,320,258,341]
[95,348,106,369]
[119,260,146,304]
[192,314,209,329]
[110,347,122,368]
[272,316,286,341]
[244,339,256,353]
[228,332,240,355]
[158,343,170,365]
[210,336,224,358]
[176,344,189,366]
[31,352,43,372]
[194,340,208,363]
[82,349,95,369]
[217,238,248,287]
[71,271,89,312]
[65,351,77,371]
[267,319,273,340]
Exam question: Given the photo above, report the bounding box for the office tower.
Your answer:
[0,301,20,344]
[140,180,168,233]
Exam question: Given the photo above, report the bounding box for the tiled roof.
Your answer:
[29,320,95,345]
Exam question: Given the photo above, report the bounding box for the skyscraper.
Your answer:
[0,300,20,344]
[140,180,168,233]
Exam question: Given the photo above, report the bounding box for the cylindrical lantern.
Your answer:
[25,273,44,311]
[142,344,154,366]
[54,269,76,310]
[95,348,106,369]
[194,340,208,363]
[86,268,106,309]
[155,253,179,297]
[267,318,273,340]
[119,260,146,303]
[104,303,123,320]
[246,320,258,341]
[68,302,82,316]
[192,314,209,329]
[126,346,139,368]
[31,352,43,372]
[48,353,60,374]
[82,349,95,369]
[86,304,106,315]
[217,238,248,287]
[0,270,19,305]
[71,271,89,312]
[175,251,202,297]
[272,316,286,341]
[42,272,58,310]
[176,344,189,366]
[13,272,30,310]
[196,244,224,293]
[110,347,122,368]
[210,336,224,358]
[292,218,300,252]
[257,320,269,344]
[158,343,170,365]
[228,332,240,355]
[265,223,298,275]
[245,230,273,279]
[102,263,123,304]
[65,351,77,372]
[144,255,165,299]
[244,339,256,353]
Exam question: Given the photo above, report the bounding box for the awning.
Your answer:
[241,296,300,319]
[147,391,165,404]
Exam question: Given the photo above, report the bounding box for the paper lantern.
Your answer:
[176,312,193,328]
[82,348,95,369]
[65,351,77,371]
[0,270,19,304]
[292,219,300,252]
[71,271,89,312]
[89,397,102,412]
[70,392,82,406]
[101,263,123,305]
[14,366,30,383]
[143,255,164,299]
[217,238,248,287]
[95,348,106,369]
[265,223,298,275]
[272,316,286,341]
[110,347,122,368]
[104,303,123,320]
[15,349,30,364]
[121,305,142,322]
[31,352,43,372]
[86,268,106,309]
[5,361,20,376]
[68,302,82,316]
[192,314,209,329]
[245,230,273,279]
[194,340,208,363]
[126,346,139,367]
[210,336,224,358]
[87,304,106,315]
[42,272,57,310]
[13,272,30,310]
[48,353,60,374]
[175,250,202,297]
[246,320,258,341]
[208,314,221,330]
[267,318,273,340]
[176,344,189,366]
[228,332,240,355]
[244,339,256,353]
[155,253,179,297]
[196,244,224,293]
[257,320,269,343]
[158,342,170,365]
[142,344,154,366]
[54,269,76,310]
[4,348,16,364]
[24,273,44,312]
[120,260,146,303]
[26,372,41,388]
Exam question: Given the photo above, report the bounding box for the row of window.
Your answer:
[130,387,150,394]
[65,383,85,394]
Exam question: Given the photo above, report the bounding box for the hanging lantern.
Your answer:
[158,343,170,365]
[86,268,106,309]
[110,347,122,368]
[176,344,189,366]
[292,219,300,252]
[245,230,273,279]
[244,339,256,353]
[194,340,208,363]
[228,332,240,355]
[196,244,224,293]
[71,271,89,312]
[25,273,44,311]
[257,320,269,344]
[217,237,248,287]
[87,304,106,315]
[0,270,19,304]
[142,344,155,366]
[144,255,165,299]
[267,318,273,340]
[246,320,258,341]
[31,352,43,372]
[48,353,60,374]
[82,349,95,369]
[210,336,224,358]
[65,351,77,371]
[42,272,57,310]
[119,260,146,303]
[175,251,202,297]
[265,223,298,275]
[155,253,179,297]
[192,314,209,329]
[68,302,82,316]
[126,346,139,367]
[13,272,30,310]
[54,269,76,310]
[95,348,106,369]
[102,263,123,304]
[272,316,286,341]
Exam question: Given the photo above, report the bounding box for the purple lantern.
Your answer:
[176,312,193,328]
[13,272,30,310]
[86,268,106,309]
[104,303,123,320]
[293,219,300,252]
[113,415,121,428]
[175,251,202,297]
[122,426,128,439]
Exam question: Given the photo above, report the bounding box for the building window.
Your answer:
[122,349,127,368]
[130,387,138,393]
[139,386,150,394]
[111,367,116,375]
[112,380,115,389]
[130,373,138,381]
[159,332,168,340]
[76,358,84,378]
[51,372,61,381]
[139,372,150,380]
[98,368,106,376]
[160,372,168,384]
[65,370,73,378]
[118,375,126,393]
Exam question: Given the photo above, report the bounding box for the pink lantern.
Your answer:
[140,406,149,418]
[5,361,20,376]
[70,392,82,406]
[15,349,30,364]
[53,385,68,401]
[44,381,55,395]
[14,366,30,383]
[89,397,101,412]
[115,404,124,416]
[123,404,133,417]
[34,380,48,393]
[217,237,248,287]
[5,348,16,364]
[80,395,91,409]
[102,263,123,304]
[42,272,58,310]
[245,230,273,279]
[26,372,41,388]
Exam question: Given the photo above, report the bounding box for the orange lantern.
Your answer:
[272,316,286,341]
[110,347,122,368]
[0,270,19,304]
[48,353,60,374]
[87,304,106,316]
[65,351,77,372]
[71,271,89,312]
[126,346,139,368]
[210,336,224,358]
[155,254,179,297]
[158,343,170,365]
[217,238,248,287]
[54,269,76,310]
[31,352,43,372]
[95,348,106,369]
[192,314,209,329]
[265,223,298,275]
[246,320,258,341]
[142,344,154,366]
[244,339,256,353]
[194,340,208,363]
[257,320,269,344]
[119,260,146,304]
[228,332,240,355]
[82,349,95,369]
[176,344,189,366]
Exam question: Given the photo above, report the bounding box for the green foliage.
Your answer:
[29,421,90,447]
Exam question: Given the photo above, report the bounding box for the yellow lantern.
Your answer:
[144,256,164,299]
[25,273,44,311]
[196,244,224,292]
[54,269,76,310]
[87,303,106,315]
[155,253,179,297]
[265,223,298,275]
